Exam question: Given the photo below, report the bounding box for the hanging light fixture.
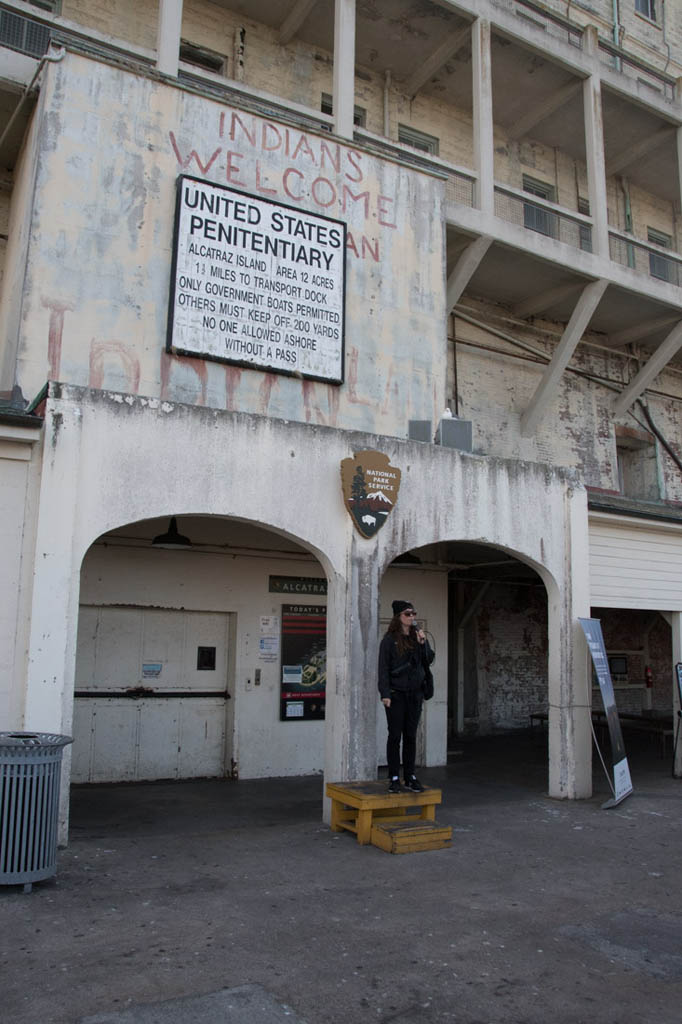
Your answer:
[152,516,192,549]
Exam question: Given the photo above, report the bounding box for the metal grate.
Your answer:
[445,171,475,208]
[0,10,51,57]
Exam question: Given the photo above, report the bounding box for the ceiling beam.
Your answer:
[613,320,682,416]
[404,24,471,99]
[603,314,682,349]
[521,279,608,436]
[513,282,584,319]
[446,235,493,313]
[508,80,582,140]
[606,127,675,178]
[279,0,318,46]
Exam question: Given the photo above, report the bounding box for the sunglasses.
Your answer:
[401,610,417,616]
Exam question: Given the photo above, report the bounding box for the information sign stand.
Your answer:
[579,618,633,808]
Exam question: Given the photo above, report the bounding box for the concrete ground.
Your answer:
[2,730,682,1024]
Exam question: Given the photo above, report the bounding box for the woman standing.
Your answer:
[378,599,435,793]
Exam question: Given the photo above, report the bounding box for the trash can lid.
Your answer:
[0,732,73,748]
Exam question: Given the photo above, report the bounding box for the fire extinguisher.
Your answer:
[643,665,654,711]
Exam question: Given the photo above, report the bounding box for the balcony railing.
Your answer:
[445,169,476,208]
[609,230,682,288]
[494,185,593,253]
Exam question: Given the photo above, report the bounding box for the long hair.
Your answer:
[387,613,417,656]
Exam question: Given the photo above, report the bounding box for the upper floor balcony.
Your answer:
[2,0,682,397]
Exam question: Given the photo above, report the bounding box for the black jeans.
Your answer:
[385,688,423,779]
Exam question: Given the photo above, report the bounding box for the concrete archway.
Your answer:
[378,539,553,791]
[72,514,331,787]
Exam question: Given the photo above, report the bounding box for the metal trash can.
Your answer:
[0,732,73,892]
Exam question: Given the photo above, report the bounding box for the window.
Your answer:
[608,655,629,683]
[635,0,656,21]
[615,427,659,501]
[647,228,676,284]
[179,40,227,76]
[398,124,439,156]
[522,176,558,238]
[320,93,366,128]
[578,197,592,253]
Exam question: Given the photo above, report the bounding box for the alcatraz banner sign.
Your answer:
[167,176,346,383]
[579,617,633,808]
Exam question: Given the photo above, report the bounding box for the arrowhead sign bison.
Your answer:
[340,450,401,538]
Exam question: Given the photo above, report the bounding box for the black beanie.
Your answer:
[392,599,414,616]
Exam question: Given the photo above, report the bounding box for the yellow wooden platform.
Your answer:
[326,780,443,847]
[371,819,452,854]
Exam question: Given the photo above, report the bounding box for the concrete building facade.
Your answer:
[2,0,682,838]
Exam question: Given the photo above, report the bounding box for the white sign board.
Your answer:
[168,176,346,382]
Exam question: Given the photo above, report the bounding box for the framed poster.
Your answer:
[280,604,326,721]
[167,176,346,383]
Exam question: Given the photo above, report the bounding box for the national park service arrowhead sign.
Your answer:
[340,450,401,538]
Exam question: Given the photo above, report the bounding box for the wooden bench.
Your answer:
[326,780,443,846]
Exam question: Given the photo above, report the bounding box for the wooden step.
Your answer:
[370,819,452,854]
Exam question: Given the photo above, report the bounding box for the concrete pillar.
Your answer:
[472,18,494,215]
[547,485,592,798]
[333,0,356,139]
[671,612,682,778]
[582,30,609,258]
[671,126,675,232]
[156,0,183,77]
[23,395,84,842]
[323,536,380,819]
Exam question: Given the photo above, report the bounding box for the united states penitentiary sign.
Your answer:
[167,175,346,383]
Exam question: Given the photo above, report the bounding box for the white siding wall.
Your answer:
[589,513,682,610]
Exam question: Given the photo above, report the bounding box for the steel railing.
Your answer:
[609,230,682,288]
[494,185,593,253]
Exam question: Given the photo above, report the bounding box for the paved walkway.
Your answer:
[2,732,681,1023]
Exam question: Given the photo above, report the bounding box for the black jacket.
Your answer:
[378,631,435,700]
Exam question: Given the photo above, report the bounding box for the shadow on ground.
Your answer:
[2,731,681,1024]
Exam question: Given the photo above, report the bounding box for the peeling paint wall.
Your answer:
[451,304,682,503]
[10,51,445,434]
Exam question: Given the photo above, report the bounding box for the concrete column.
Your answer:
[676,127,682,235]
[472,18,494,215]
[582,30,609,258]
[156,0,183,77]
[547,484,592,799]
[333,0,356,139]
[323,536,380,819]
[23,394,84,842]
[671,612,682,778]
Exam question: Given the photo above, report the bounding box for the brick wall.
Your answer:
[466,581,549,733]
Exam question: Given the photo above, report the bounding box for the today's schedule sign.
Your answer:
[167,176,346,382]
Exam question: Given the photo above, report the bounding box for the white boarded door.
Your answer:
[72,606,233,783]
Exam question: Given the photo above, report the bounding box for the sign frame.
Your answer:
[167,175,347,385]
[279,603,326,722]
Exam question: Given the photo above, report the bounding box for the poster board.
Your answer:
[168,176,346,383]
[280,604,326,721]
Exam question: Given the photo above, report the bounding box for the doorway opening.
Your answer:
[380,540,548,780]
[72,515,329,786]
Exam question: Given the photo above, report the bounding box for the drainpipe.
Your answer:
[612,0,620,46]
[0,46,65,155]
[619,176,636,269]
